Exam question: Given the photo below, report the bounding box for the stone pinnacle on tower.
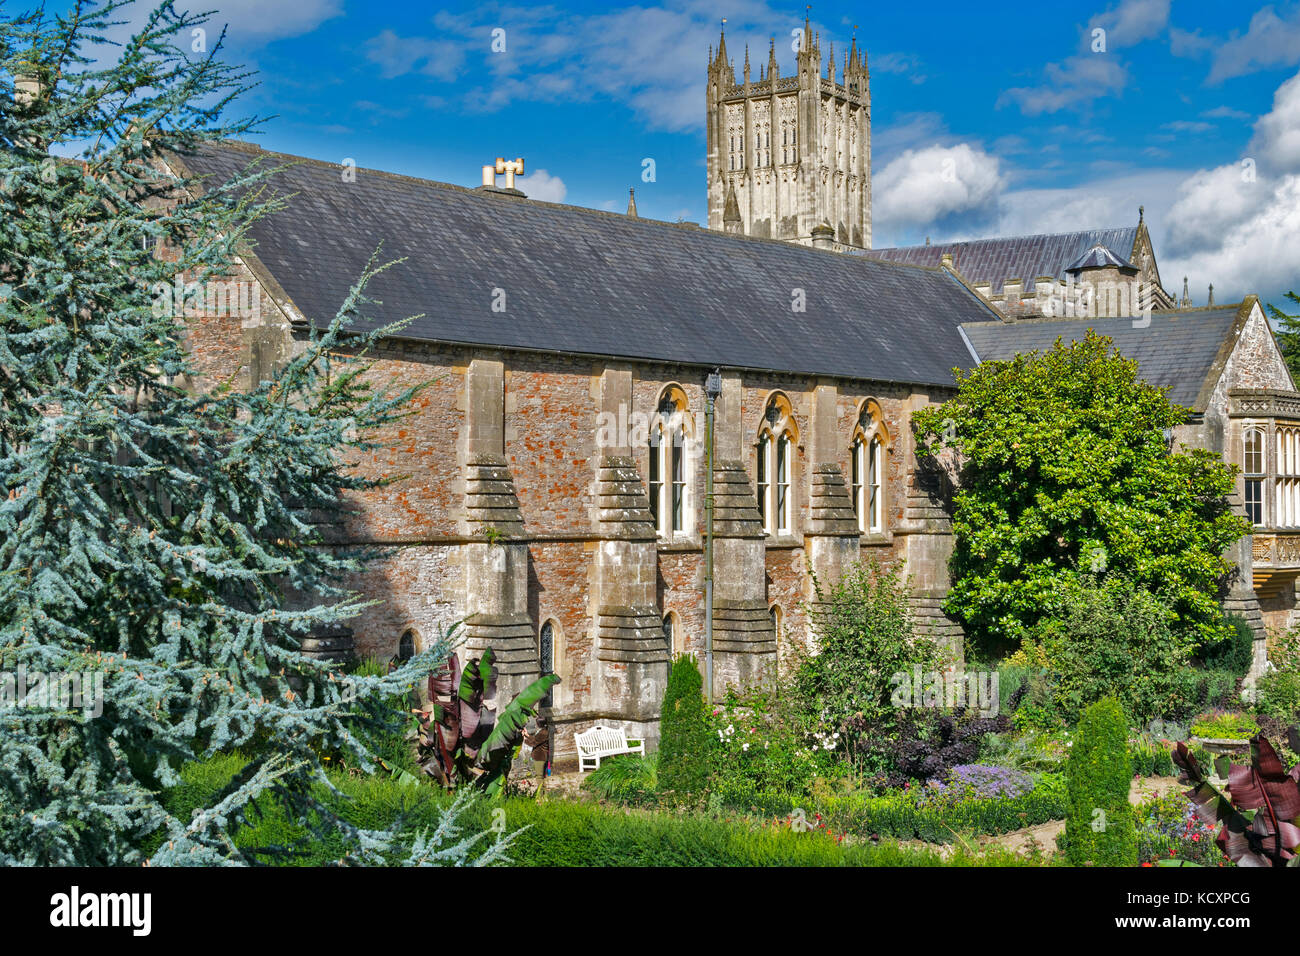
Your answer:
[744,44,751,85]
[627,188,637,218]
[1180,276,1192,309]
[768,37,779,81]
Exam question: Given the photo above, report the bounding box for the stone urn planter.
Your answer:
[1191,737,1251,759]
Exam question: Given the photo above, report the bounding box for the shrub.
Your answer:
[1165,668,1241,720]
[1255,669,1300,722]
[708,683,829,802]
[582,754,658,806]
[1036,578,1189,724]
[980,730,1071,774]
[796,559,943,751]
[855,706,1011,787]
[1063,698,1137,867]
[1197,614,1255,676]
[658,655,712,797]
[1129,736,1177,777]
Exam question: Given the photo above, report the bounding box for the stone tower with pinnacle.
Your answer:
[706,14,871,250]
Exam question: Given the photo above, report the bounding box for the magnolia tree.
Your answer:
[914,332,1249,658]
[0,1,503,865]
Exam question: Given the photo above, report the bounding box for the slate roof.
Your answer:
[960,305,1248,410]
[860,227,1141,295]
[171,142,1002,390]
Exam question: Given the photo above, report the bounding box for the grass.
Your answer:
[147,753,1040,866]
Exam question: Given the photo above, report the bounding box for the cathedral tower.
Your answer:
[706,17,871,249]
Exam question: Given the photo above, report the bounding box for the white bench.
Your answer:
[575,724,645,772]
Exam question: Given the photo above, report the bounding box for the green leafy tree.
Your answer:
[1269,292,1300,386]
[657,654,712,797]
[0,1,478,865]
[914,332,1249,657]
[1063,698,1137,867]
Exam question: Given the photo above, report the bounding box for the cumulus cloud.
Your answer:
[516,169,567,203]
[1089,0,1171,46]
[999,0,1169,116]
[1206,6,1300,84]
[1000,55,1128,116]
[201,0,343,41]
[1160,70,1300,302]
[361,3,865,132]
[1253,71,1300,170]
[874,144,1004,233]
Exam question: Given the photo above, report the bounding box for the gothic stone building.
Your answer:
[170,138,1298,762]
[162,30,1300,762]
[708,18,871,250]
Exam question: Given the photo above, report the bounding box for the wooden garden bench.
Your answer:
[575,724,645,772]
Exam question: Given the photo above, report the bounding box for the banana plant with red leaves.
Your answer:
[1172,732,1300,866]
[415,647,559,796]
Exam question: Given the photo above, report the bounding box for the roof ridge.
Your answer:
[191,139,966,283]
[870,224,1137,254]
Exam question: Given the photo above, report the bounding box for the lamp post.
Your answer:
[704,368,722,704]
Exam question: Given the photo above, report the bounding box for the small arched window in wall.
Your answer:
[1245,427,1265,527]
[756,394,798,536]
[397,629,416,663]
[851,401,890,534]
[649,386,692,538]
[538,620,557,708]
[662,612,678,659]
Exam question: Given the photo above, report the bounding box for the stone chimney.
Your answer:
[811,221,835,251]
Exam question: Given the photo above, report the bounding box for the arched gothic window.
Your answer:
[649,386,692,538]
[538,620,557,708]
[851,401,890,534]
[756,394,798,535]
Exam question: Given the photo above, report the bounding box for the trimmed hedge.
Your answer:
[1064,698,1137,867]
[657,654,712,797]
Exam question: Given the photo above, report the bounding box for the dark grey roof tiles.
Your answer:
[960,307,1244,410]
[175,142,1001,389]
[861,227,1141,294]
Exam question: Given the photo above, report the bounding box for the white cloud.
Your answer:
[200,0,343,41]
[516,169,567,203]
[874,144,1004,232]
[1252,71,1300,171]
[1206,6,1300,84]
[365,29,465,82]
[1089,0,1171,47]
[1000,56,1128,116]
[999,0,1168,117]
[1163,176,1300,300]
[362,3,865,132]
[1160,70,1300,301]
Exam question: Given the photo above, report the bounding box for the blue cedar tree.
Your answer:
[0,1,498,866]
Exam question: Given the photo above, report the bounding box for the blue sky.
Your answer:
[69,0,1300,307]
